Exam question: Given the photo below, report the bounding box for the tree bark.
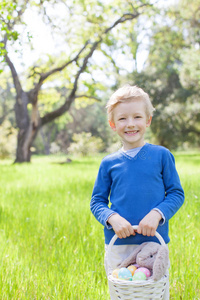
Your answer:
[14,91,40,162]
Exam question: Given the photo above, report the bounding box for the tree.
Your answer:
[126,0,200,149]
[1,0,153,162]
[176,0,200,94]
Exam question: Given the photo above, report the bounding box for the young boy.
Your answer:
[90,85,184,300]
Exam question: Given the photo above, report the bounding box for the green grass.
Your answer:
[0,152,199,299]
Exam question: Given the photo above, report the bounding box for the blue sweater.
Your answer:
[90,143,184,245]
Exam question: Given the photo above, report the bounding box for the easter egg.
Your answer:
[132,271,147,281]
[135,267,151,278]
[127,265,137,276]
[112,268,119,278]
[118,268,132,281]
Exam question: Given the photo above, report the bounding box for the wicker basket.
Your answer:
[107,225,168,300]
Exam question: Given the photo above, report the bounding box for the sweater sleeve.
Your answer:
[90,161,116,228]
[155,150,185,222]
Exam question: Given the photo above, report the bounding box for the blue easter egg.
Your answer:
[118,268,132,280]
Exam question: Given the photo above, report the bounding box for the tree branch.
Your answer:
[28,39,91,104]
[69,9,147,99]
[103,4,152,36]
[38,40,90,85]
[40,6,147,126]
[40,99,72,126]
[36,5,149,94]
[75,95,101,102]
[104,13,140,35]
[5,54,23,98]
[69,41,100,99]
[101,49,120,72]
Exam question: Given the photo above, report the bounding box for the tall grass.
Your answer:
[0,153,199,299]
[169,153,200,299]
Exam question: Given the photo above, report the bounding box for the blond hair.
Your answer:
[106,85,155,122]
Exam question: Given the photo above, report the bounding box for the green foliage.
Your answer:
[179,47,200,90]
[0,0,20,62]
[0,153,199,298]
[2,0,149,90]
[130,69,200,149]
[149,26,185,70]
[48,98,115,156]
[0,120,17,158]
[124,0,200,149]
[170,0,200,94]
[38,88,64,117]
[68,132,104,156]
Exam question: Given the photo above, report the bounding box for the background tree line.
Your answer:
[0,0,199,161]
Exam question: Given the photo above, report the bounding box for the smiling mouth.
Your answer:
[125,130,138,135]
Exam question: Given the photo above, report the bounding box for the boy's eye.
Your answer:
[119,117,126,121]
[135,116,142,119]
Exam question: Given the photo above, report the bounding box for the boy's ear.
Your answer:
[146,116,152,127]
[109,120,116,131]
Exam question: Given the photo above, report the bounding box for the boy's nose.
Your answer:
[127,118,135,127]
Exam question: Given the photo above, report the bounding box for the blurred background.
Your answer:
[1,0,200,162]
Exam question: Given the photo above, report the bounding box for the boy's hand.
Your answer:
[137,210,162,237]
[108,214,136,239]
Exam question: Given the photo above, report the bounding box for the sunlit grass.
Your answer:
[0,152,199,299]
[169,152,200,300]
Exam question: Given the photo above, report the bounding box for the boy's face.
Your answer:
[110,99,152,150]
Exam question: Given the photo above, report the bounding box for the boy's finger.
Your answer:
[136,226,141,234]
[131,228,136,235]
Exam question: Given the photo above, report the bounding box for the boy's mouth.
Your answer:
[125,130,138,135]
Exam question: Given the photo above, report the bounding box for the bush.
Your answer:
[68,132,104,156]
[0,120,17,159]
[50,142,61,154]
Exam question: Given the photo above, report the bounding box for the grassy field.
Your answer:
[0,152,199,299]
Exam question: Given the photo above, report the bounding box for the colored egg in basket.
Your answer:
[118,268,132,281]
[112,268,119,278]
[127,265,137,276]
[132,271,147,281]
[135,267,151,278]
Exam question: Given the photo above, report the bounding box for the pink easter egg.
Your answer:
[135,267,151,278]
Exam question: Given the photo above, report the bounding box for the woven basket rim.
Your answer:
[108,273,168,287]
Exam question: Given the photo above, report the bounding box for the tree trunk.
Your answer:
[15,126,39,163]
[14,92,40,163]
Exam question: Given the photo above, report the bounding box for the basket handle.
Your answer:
[107,225,166,270]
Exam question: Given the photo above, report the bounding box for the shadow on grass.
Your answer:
[51,159,99,166]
